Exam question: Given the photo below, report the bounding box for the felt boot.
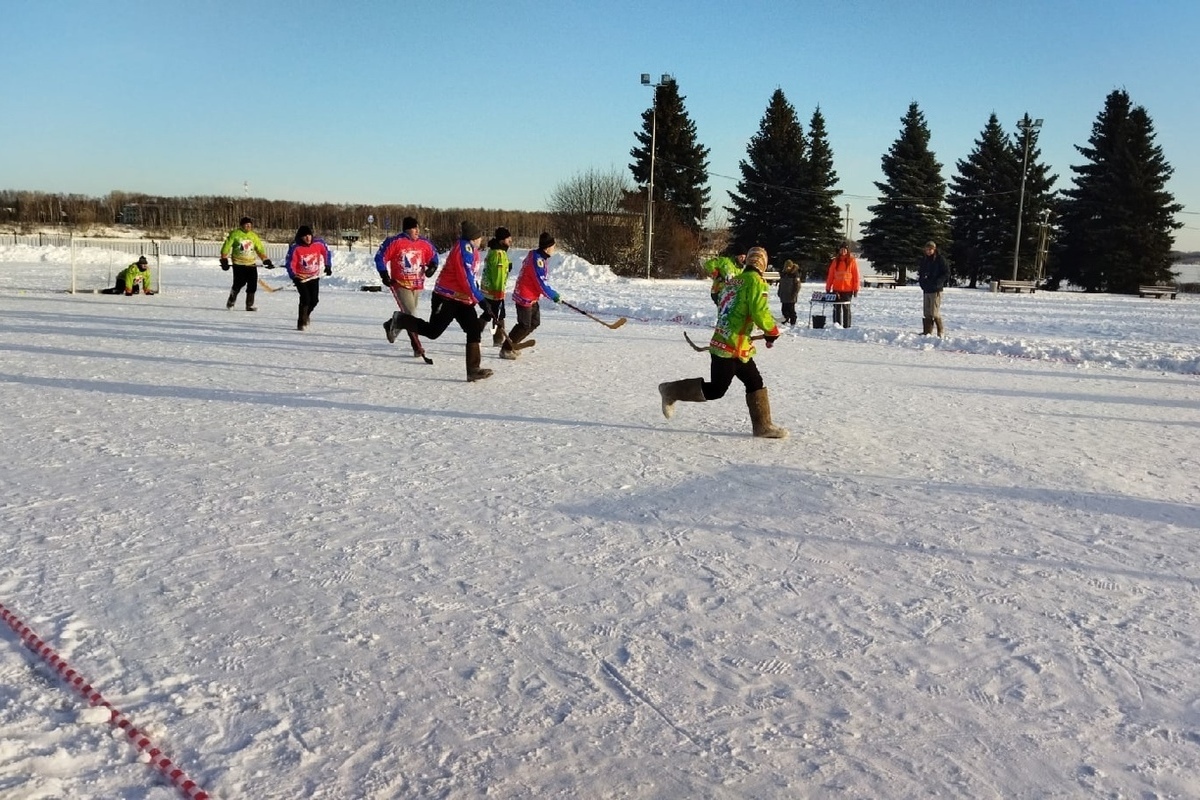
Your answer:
[658,378,706,420]
[746,388,789,439]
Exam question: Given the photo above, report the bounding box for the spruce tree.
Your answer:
[796,106,844,273]
[947,113,1019,287]
[629,78,711,233]
[725,89,808,264]
[859,102,950,282]
[1056,90,1182,293]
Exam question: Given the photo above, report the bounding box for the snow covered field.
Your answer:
[1,243,1198,799]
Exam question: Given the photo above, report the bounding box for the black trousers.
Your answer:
[230,265,258,297]
[482,298,505,322]
[414,294,484,344]
[296,279,320,311]
[781,301,797,325]
[703,354,764,399]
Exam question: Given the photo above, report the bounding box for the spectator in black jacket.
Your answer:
[917,241,949,336]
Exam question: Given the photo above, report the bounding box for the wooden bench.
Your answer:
[1139,285,1178,299]
[997,280,1037,293]
[861,275,897,288]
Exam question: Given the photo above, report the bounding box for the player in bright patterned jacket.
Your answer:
[657,246,788,439]
[284,225,332,331]
[499,232,561,360]
[387,221,494,382]
[378,216,439,357]
[219,217,273,311]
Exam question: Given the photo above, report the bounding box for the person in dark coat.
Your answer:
[776,259,801,325]
[917,241,949,336]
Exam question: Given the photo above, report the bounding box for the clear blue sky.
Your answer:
[3,0,1198,249]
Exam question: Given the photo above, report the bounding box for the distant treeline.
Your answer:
[0,189,556,250]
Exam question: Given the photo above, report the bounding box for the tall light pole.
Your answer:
[1012,117,1043,280]
[640,73,671,280]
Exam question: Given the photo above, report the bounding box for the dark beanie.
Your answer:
[240,216,253,226]
[460,220,482,240]
[494,226,511,240]
[137,256,148,266]
[295,224,313,243]
[402,216,419,230]
[538,232,556,250]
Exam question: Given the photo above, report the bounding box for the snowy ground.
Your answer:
[1,243,1198,799]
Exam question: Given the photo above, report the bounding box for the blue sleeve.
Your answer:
[426,237,440,268]
[284,244,297,279]
[374,236,394,275]
[322,241,332,269]
[463,244,485,303]
[535,256,559,302]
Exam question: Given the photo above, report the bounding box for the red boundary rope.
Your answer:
[0,601,210,800]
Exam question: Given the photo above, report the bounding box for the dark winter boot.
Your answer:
[245,291,257,312]
[226,291,237,310]
[383,312,401,344]
[492,320,506,347]
[746,388,789,439]
[466,342,493,382]
[934,318,944,337]
[658,378,706,419]
[299,306,311,331]
[921,317,933,335]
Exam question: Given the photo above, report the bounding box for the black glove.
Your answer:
[324,266,332,276]
[219,257,229,270]
[262,259,274,269]
[764,334,779,349]
[380,274,393,287]
[424,264,437,278]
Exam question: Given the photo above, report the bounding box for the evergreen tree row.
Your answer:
[626,81,1183,292]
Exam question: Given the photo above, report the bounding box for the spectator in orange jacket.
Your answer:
[825,242,860,329]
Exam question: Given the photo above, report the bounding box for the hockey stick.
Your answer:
[561,300,627,330]
[386,283,433,364]
[683,330,766,352]
[257,277,283,293]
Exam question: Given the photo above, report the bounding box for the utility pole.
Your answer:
[640,73,672,280]
[1013,117,1043,281]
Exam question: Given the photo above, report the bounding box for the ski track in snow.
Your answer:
[1,244,1198,798]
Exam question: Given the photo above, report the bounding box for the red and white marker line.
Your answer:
[0,601,210,800]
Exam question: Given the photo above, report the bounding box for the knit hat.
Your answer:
[402,216,419,231]
[538,232,556,250]
[494,226,511,240]
[240,217,253,226]
[295,224,313,243]
[745,246,768,271]
[460,220,482,241]
[925,241,937,249]
[136,256,148,267]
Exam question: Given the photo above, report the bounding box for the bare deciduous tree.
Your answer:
[547,168,638,272]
